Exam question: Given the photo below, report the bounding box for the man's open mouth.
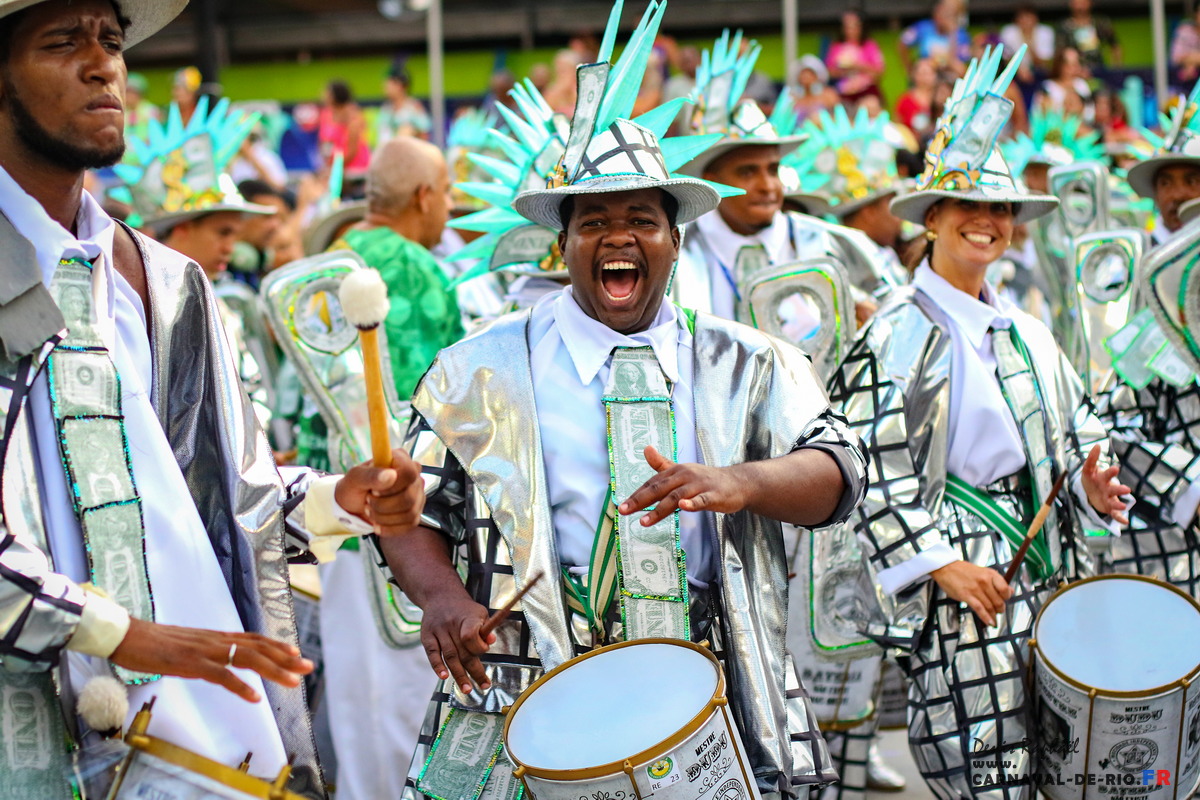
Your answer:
[601,261,641,303]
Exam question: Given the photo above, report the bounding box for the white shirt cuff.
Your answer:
[1070,472,1128,536]
[67,591,131,659]
[875,542,960,595]
[1172,477,1200,528]
[304,475,375,537]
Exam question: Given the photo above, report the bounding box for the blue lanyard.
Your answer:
[711,214,800,301]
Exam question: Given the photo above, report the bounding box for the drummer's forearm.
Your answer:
[738,449,844,527]
[378,526,468,609]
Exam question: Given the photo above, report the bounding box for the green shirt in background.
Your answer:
[335,226,465,399]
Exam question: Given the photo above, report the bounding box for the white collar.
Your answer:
[0,165,115,288]
[913,263,1013,349]
[694,207,792,267]
[552,286,681,386]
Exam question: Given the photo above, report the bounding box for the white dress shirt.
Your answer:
[692,210,803,320]
[529,287,715,584]
[877,264,1120,594]
[0,166,289,776]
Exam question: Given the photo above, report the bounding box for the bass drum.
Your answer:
[1031,575,1200,800]
[505,639,762,800]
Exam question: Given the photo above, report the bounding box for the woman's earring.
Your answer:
[924,230,938,242]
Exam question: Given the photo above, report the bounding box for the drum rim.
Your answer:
[116,731,307,800]
[1031,574,1200,698]
[503,638,727,779]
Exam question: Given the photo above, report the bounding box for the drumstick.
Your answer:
[1004,471,1068,584]
[480,571,545,639]
[339,269,393,468]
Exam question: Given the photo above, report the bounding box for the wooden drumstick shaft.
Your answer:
[358,326,393,468]
[1004,471,1068,584]
[480,571,545,639]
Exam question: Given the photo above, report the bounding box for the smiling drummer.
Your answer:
[373,3,867,799]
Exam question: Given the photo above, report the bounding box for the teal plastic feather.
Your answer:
[634,97,686,138]
[468,152,522,186]
[595,0,666,132]
[597,0,624,63]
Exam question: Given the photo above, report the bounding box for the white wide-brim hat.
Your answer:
[151,199,276,234]
[1179,195,1200,225]
[303,201,368,256]
[512,118,723,231]
[514,174,721,232]
[789,187,899,219]
[891,149,1059,226]
[0,0,188,48]
[1126,154,1200,199]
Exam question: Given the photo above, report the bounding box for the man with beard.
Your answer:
[0,2,425,797]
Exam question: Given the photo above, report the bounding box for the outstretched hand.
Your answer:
[931,561,1012,628]
[418,593,495,694]
[1080,444,1131,525]
[334,448,425,536]
[618,446,750,527]
[110,618,313,703]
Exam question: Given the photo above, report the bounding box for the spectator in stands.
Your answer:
[1171,7,1200,87]
[544,49,584,116]
[528,63,552,94]
[1037,47,1094,124]
[482,69,520,116]
[171,66,203,126]
[896,58,939,144]
[1000,4,1054,86]
[898,0,970,77]
[827,10,885,104]
[1055,0,1121,76]
[377,65,432,144]
[789,55,839,124]
[231,127,288,193]
[229,180,293,288]
[319,80,371,188]
[1093,88,1140,146]
[664,46,700,135]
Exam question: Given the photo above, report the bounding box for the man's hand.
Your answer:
[1080,444,1131,525]
[618,446,750,528]
[109,618,313,703]
[931,561,1012,627]
[418,591,494,694]
[334,448,425,535]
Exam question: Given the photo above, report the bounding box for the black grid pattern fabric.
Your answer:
[818,717,878,800]
[1094,376,1200,597]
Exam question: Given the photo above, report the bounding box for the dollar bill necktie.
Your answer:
[48,257,156,684]
[991,322,1058,579]
[602,346,690,641]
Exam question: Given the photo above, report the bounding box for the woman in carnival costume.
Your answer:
[828,47,1132,799]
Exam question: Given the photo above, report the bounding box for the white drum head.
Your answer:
[506,642,718,770]
[1036,577,1200,692]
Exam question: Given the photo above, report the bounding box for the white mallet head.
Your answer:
[339,268,391,330]
[78,675,128,737]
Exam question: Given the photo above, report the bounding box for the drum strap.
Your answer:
[944,473,1051,580]
[991,322,1060,577]
[603,346,690,641]
[561,487,619,642]
[47,257,156,685]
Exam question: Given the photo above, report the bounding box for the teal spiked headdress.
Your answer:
[891,45,1058,226]
[447,108,500,212]
[1000,109,1106,176]
[111,97,274,230]
[675,29,807,178]
[511,0,731,231]
[1127,83,1200,199]
[784,105,899,218]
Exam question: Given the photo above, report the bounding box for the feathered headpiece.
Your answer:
[1000,108,1106,176]
[891,45,1058,225]
[111,97,274,230]
[675,29,807,177]
[446,108,500,212]
[784,105,899,217]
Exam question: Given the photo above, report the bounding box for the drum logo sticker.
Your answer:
[715,778,744,800]
[647,757,681,791]
[1107,739,1159,772]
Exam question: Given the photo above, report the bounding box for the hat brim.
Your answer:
[303,202,368,256]
[150,201,276,233]
[676,135,808,178]
[890,188,1059,226]
[512,175,722,231]
[1126,154,1200,199]
[1180,196,1200,225]
[788,188,899,219]
[0,0,188,48]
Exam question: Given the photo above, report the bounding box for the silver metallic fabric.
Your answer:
[826,283,1116,799]
[382,308,868,800]
[1094,374,1200,597]
[0,216,324,799]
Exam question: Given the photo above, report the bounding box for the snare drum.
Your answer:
[1031,575,1200,800]
[107,704,308,800]
[504,639,762,800]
